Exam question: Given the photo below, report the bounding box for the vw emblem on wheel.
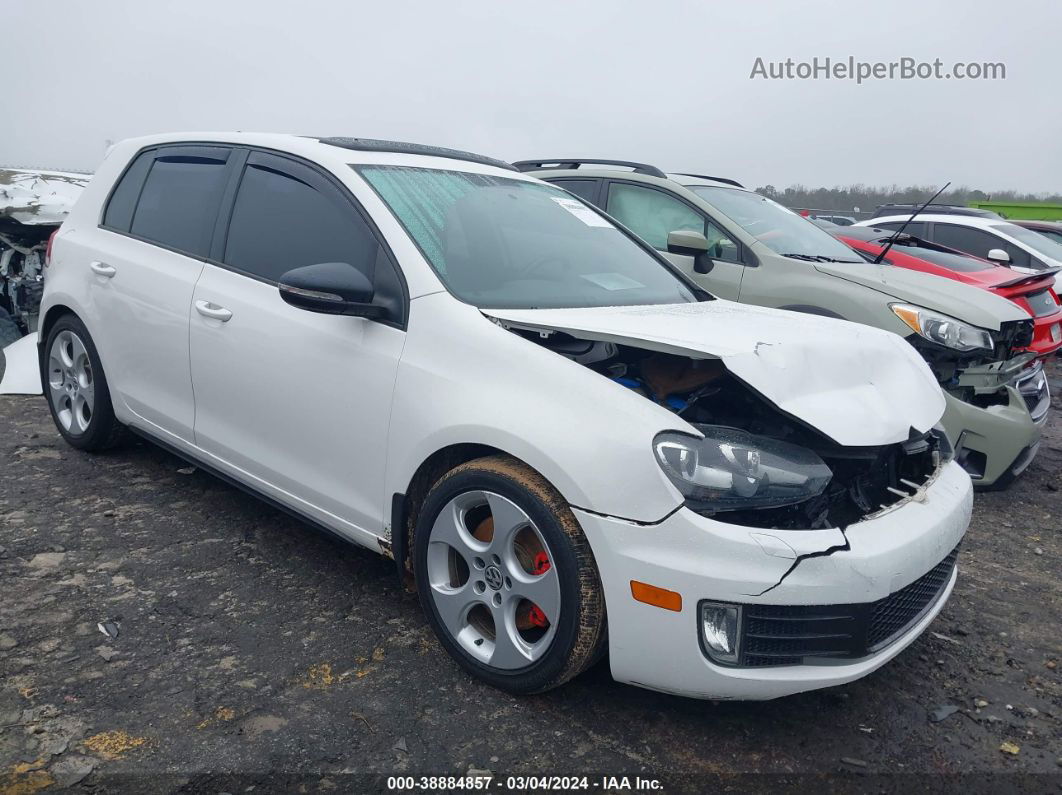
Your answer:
[484,565,503,590]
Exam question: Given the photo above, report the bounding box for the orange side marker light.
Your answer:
[630,581,682,612]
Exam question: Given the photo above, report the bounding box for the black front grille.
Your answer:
[731,546,959,667]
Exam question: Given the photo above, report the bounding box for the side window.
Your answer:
[1000,242,1031,268]
[606,183,740,262]
[102,151,154,231]
[548,179,601,206]
[931,224,1001,259]
[872,221,926,237]
[704,219,741,263]
[129,147,232,256]
[223,154,381,285]
[606,183,704,249]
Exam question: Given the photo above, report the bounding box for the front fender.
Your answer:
[383,294,686,525]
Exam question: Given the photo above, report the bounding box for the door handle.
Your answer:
[195,300,233,322]
[89,261,117,278]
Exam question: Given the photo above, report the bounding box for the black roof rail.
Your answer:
[512,159,667,178]
[317,137,516,171]
[674,172,744,188]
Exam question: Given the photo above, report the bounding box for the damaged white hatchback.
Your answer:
[40,133,971,699]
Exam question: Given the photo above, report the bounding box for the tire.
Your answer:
[43,314,125,452]
[412,455,606,694]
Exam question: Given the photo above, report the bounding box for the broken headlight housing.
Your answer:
[890,303,993,352]
[653,425,833,513]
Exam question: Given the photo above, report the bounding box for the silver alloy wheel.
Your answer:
[426,490,561,669]
[48,330,95,436]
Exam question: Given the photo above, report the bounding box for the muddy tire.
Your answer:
[43,314,125,452]
[412,455,606,694]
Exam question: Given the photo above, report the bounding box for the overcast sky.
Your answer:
[3,0,1059,193]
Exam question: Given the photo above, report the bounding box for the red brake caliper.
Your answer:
[528,552,551,628]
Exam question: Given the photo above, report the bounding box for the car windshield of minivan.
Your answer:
[994,223,1062,263]
[689,186,862,263]
[355,166,698,309]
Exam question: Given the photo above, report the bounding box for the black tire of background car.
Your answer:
[43,314,126,452]
[412,455,607,694]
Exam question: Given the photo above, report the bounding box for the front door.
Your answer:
[189,151,406,540]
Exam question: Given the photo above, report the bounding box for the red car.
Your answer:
[833,226,1062,358]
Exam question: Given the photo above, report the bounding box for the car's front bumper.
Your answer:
[573,460,972,700]
[942,362,1048,488]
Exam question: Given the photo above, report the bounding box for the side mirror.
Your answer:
[666,230,714,274]
[987,248,1011,264]
[278,262,387,319]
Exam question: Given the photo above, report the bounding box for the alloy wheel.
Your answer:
[48,330,95,436]
[425,490,561,669]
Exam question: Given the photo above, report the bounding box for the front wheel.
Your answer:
[412,456,606,694]
[44,314,125,451]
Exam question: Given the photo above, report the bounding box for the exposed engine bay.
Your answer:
[511,327,946,531]
[0,219,50,341]
[1,168,89,344]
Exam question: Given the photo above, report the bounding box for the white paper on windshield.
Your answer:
[550,196,614,228]
[580,273,645,291]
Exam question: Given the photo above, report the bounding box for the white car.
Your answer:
[856,214,1062,280]
[39,133,971,700]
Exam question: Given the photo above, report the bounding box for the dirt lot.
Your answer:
[1,361,1060,793]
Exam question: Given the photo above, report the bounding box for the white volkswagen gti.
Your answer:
[39,133,972,699]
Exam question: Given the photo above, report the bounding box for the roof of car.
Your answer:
[871,203,1001,219]
[855,213,1012,230]
[1011,219,1062,232]
[110,132,519,176]
[514,159,745,190]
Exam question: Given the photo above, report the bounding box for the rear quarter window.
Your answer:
[102,151,154,231]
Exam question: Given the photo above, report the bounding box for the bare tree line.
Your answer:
[756,184,1062,213]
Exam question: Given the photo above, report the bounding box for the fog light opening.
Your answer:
[700,602,742,664]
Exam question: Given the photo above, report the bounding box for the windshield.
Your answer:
[688,186,861,262]
[356,166,698,309]
[993,223,1062,262]
[890,242,994,272]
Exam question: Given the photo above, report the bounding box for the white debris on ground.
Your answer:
[0,332,42,394]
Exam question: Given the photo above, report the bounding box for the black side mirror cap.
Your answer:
[693,257,715,274]
[278,262,387,319]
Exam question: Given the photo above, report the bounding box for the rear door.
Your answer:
[92,145,235,442]
[602,181,746,300]
[188,150,407,540]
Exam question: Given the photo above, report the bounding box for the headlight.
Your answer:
[653,424,832,512]
[931,423,954,464]
[890,303,993,352]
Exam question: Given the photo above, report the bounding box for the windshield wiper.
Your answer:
[782,253,861,263]
[873,182,950,264]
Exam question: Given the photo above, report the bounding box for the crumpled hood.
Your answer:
[485,300,945,447]
[814,260,1029,329]
[0,168,89,226]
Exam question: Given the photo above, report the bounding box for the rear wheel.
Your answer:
[412,456,606,694]
[44,314,124,451]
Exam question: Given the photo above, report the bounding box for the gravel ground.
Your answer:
[1,360,1060,793]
